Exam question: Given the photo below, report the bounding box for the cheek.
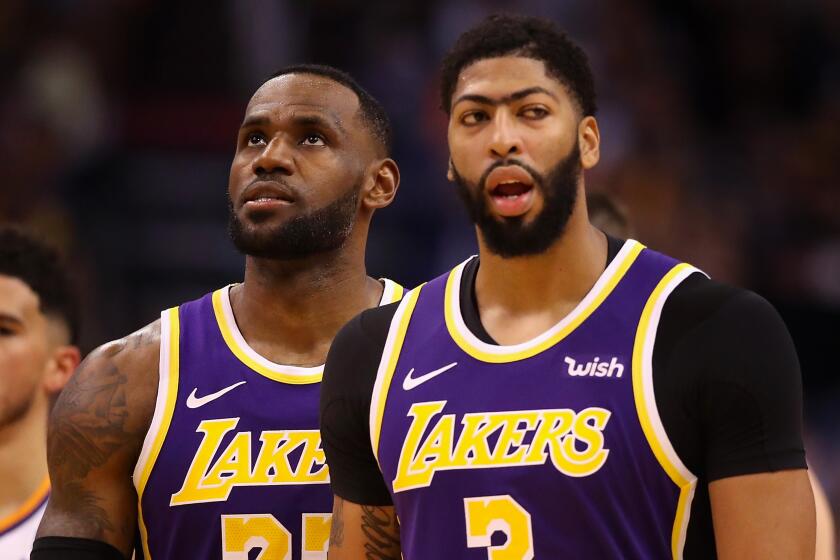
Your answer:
[0,342,45,397]
[448,132,482,179]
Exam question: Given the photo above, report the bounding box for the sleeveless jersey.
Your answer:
[134,280,403,560]
[370,240,704,559]
[0,478,49,560]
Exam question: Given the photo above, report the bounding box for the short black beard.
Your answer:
[228,185,360,260]
[452,142,581,258]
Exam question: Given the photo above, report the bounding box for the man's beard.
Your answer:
[228,185,360,259]
[451,142,581,258]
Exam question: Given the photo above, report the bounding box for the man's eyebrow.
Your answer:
[239,111,347,134]
[240,115,270,129]
[293,113,346,134]
[0,312,23,326]
[453,86,559,109]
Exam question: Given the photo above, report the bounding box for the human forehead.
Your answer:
[245,74,360,124]
[0,275,40,318]
[452,56,569,107]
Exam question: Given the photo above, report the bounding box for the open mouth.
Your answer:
[485,167,537,217]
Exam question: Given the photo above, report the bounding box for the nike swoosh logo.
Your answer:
[186,381,247,409]
[402,362,458,391]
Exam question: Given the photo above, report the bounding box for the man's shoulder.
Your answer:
[663,272,782,334]
[56,319,163,442]
[333,301,401,359]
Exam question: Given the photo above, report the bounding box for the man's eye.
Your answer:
[0,327,14,336]
[247,133,266,146]
[461,111,488,125]
[521,107,549,119]
[301,134,325,146]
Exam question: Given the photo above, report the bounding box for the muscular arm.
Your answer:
[321,306,403,559]
[710,470,815,559]
[329,496,401,560]
[657,280,814,557]
[36,322,160,557]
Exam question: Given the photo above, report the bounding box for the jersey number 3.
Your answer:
[465,495,534,560]
[221,513,331,560]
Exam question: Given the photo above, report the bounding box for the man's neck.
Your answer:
[229,246,382,366]
[474,207,608,345]
[0,402,49,518]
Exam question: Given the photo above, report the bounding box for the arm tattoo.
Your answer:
[361,505,400,560]
[54,482,116,539]
[48,347,133,481]
[330,498,345,547]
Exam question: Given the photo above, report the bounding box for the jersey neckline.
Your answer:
[443,239,644,363]
[0,476,49,536]
[213,279,403,383]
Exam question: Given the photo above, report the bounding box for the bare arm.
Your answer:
[328,496,401,560]
[710,469,816,559]
[36,322,160,557]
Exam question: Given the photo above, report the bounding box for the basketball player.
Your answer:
[32,64,403,560]
[0,228,80,560]
[320,15,815,559]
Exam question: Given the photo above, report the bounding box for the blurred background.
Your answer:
[1,0,837,549]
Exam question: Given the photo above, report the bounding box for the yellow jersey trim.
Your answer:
[212,279,404,385]
[444,239,645,363]
[370,285,424,463]
[632,262,700,559]
[212,288,324,384]
[137,307,181,560]
[0,476,49,533]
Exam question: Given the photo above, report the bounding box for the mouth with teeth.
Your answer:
[485,166,537,218]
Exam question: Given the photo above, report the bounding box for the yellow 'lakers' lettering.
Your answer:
[171,418,329,505]
[392,401,610,492]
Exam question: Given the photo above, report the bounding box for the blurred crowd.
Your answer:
[1,0,838,549]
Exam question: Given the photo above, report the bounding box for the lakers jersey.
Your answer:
[134,280,403,559]
[0,478,49,560]
[370,241,704,559]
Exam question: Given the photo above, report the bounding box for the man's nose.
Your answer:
[252,137,294,176]
[487,112,523,159]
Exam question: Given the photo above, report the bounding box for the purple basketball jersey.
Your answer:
[370,241,703,559]
[134,280,403,560]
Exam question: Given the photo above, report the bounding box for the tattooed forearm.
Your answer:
[48,346,133,481]
[330,497,345,547]
[44,481,116,539]
[361,505,400,560]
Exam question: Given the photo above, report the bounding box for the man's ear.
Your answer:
[362,158,400,210]
[578,116,600,170]
[43,344,81,394]
[447,159,455,182]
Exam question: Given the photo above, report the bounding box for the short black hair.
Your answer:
[269,64,393,156]
[0,227,79,345]
[440,14,597,117]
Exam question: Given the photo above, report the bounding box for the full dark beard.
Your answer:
[452,142,581,258]
[228,185,360,259]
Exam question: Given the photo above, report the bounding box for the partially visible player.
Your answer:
[33,64,402,559]
[0,228,80,559]
[321,14,815,559]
